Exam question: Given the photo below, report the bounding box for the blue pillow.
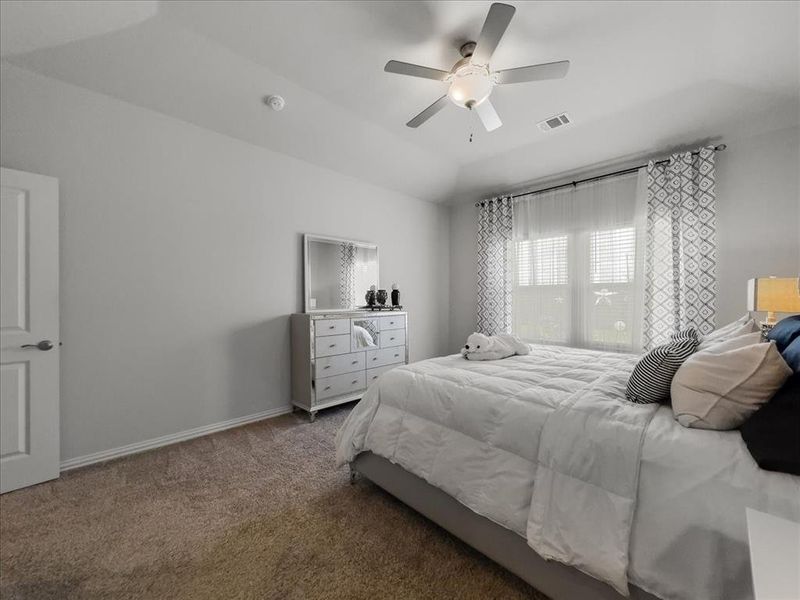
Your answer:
[767,314,800,352]
[782,336,800,372]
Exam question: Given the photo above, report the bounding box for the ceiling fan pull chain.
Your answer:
[468,105,474,142]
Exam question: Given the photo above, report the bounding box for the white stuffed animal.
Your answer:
[461,332,530,361]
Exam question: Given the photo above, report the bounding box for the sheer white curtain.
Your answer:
[512,170,647,352]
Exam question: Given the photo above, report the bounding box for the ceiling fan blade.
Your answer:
[495,60,571,85]
[385,60,449,81]
[406,96,449,128]
[474,99,502,132]
[471,3,516,66]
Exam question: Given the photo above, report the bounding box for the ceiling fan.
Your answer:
[385,2,569,132]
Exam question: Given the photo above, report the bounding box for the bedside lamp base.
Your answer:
[758,311,778,340]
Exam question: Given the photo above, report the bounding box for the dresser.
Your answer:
[290,311,409,421]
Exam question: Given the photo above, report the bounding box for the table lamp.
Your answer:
[747,277,800,333]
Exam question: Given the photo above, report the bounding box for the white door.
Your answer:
[0,167,60,494]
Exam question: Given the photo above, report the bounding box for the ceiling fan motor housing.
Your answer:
[459,41,477,58]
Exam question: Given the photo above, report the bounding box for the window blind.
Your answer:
[516,236,568,287]
[590,227,636,284]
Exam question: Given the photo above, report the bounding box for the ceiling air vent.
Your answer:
[537,113,571,132]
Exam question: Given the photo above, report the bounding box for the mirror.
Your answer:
[352,318,380,350]
[304,234,378,312]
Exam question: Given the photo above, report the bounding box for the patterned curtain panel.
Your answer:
[477,196,513,335]
[643,146,717,349]
[339,243,357,308]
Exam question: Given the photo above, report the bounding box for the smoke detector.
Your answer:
[264,95,285,111]
[537,112,571,132]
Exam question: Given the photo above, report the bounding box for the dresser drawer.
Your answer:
[316,371,366,402]
[315,352,365,378]
[379,315,405,331]
[380,329,406,349]
[366,346,406,368]
[315,334,351,357]
[315,318,350,337]
[367,364,402,386]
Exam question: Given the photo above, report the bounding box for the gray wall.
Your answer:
[715,126,800,321]
[449,199,479,352]
[1,64,450,462]
[448,126,800,350]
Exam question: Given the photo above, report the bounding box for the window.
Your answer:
[512,172,643,351]
[516,236,568,286]
[587,227,637,349]
[590,227,635,284]
[513,236,570,345]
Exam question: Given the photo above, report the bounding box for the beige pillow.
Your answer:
[671,341,792,430]
[702,331,763,354]
[697,317,759,350]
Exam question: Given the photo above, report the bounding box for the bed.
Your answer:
[335,345,800,600]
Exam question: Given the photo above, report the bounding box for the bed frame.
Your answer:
[351,452,660,600]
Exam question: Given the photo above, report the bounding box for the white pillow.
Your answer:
[697,316,759,350]
[671,341,792,430]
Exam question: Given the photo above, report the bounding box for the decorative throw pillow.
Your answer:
[697,315,759,350]
[766,314,800,353]
[671,341,792,430]
[740,374,800,475]
[626,329,699,404]
[781,336,800,372]
[702,331,763,354]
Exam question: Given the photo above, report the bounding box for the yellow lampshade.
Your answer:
[747,277,800,324]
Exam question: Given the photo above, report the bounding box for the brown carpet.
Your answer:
[0,405,548,600]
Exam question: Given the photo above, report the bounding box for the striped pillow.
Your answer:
[626,329,700,404]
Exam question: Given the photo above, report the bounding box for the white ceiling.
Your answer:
[3,1,799,203]
[0,1,157,56]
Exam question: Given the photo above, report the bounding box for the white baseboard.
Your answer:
[59,405,294,472]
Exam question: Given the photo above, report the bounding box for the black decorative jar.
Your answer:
[376,289,388,306]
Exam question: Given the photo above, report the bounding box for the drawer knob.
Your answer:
[329,325,335,329]
[352,380,358,384]
[390,337,395,340]
[323,365,330,369]
[394,354,399,357]
[352,360,358,364]
[372,357,377,361]
[329,344,336,348]
[324,386,331,391]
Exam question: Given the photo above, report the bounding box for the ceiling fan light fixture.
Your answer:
[446,65,493,109]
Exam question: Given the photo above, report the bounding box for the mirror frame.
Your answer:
[303,233,379,313]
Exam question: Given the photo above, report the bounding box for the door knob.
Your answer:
[21,340,54,351]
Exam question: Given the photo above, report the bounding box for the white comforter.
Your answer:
[336,345,800,600]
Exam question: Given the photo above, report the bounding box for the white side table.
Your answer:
[746,508,800,600]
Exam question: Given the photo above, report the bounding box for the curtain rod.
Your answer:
[475,143,727,207]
